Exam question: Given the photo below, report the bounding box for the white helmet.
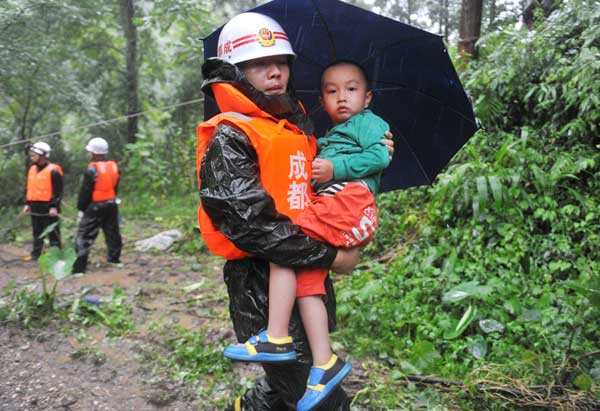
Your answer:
[86,137,109,155]
[30,141,51,157]
[217,12,295,65]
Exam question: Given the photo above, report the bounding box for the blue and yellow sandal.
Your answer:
[224,330,297,363]
[297,354,352,411]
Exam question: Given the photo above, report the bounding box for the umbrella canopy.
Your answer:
[202,0,478,192]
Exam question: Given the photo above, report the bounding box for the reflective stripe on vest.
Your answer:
[26,163,63,202]
[90,161,119,202]
[197,84,317,260]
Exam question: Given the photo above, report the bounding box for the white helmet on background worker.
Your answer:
[85,137,109,155]
[216,12,296,65]
[30,142,51,158]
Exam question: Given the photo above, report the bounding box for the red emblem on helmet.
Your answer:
[257,28,275,47]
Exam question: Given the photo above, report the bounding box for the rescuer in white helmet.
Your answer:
[22,141,63,260]
[72,137,122,273]
[197,12,388,411]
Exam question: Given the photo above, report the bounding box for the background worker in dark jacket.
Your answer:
[21,141,63,260]
[72,137,122,274]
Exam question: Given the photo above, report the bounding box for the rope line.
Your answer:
[0,97,205,150]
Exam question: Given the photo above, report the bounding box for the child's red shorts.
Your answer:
[294,182,378,297]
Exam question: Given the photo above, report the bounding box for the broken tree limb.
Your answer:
[401,374,600,410]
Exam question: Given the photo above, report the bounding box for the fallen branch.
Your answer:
[578,350,600,362]
[401,373,600,410]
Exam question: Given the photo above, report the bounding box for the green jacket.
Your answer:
[314,109,390,194]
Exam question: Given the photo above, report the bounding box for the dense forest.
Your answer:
[1,0,599,410]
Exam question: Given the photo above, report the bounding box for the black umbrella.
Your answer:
[203,0,478,192]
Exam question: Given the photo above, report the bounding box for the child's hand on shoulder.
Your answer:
[312,158,334,183]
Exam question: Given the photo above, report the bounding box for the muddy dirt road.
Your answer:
[0,241,241,411]
[0,214,372,411]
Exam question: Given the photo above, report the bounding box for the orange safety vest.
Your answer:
[26,163,63,202]
[90,160,119,202]
[197,83,317,260]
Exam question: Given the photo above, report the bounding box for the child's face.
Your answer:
[320,64,372,125]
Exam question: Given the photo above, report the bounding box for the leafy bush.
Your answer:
[121,133,197,202]
[70,287,135,336]
[0,154,25,209]
[465,0,600,145]
[0,246,76,325]
[338,0,600,395]
[340,128,600,385]
[162,329,231,382]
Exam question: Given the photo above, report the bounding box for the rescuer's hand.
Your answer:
[383,130,394,160]
[330,247,360,274]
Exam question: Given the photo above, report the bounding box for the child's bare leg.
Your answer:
[297,295,332,365]
[267,262,296,338]
[223,262,296,363]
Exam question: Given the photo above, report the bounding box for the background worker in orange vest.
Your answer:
[72,137,122,274]
[21,141,63,260]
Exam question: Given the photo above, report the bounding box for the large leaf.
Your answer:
[38,221,59,240]
[444,305,477,340]
[468,336,487,360]
[38,247,77,281]
[442,281,493,303]
[479,319,505,334]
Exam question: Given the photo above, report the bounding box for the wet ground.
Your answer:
[0,223,370,411]
[0,240,236,411]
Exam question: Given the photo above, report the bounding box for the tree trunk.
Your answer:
[438,0,444,35]
[443,0,449,40]
[120,0,138,144]
[489,0,496,28]
[458,0,483,57]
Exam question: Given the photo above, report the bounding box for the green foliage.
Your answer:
[465,0,600,145]
[338,1,600,397]
[339,128,600,384]
[0,282,59,326]
[161,329,232,382]
[122,139,171,195]
[121,134,197,202]
[0,155,26,209]
[0,0,213,207]
[0,245,80,326]
[69,287,135,336]
[38,246,77,305]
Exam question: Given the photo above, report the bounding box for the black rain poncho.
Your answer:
[73,162,122,273]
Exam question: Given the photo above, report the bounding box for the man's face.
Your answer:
[241,55,290,95]
[29,152,42,164]
[320,64,372,125]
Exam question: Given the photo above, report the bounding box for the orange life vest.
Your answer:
[26,163,63,202]
[197,83,317,260]
[90,160,119,202]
